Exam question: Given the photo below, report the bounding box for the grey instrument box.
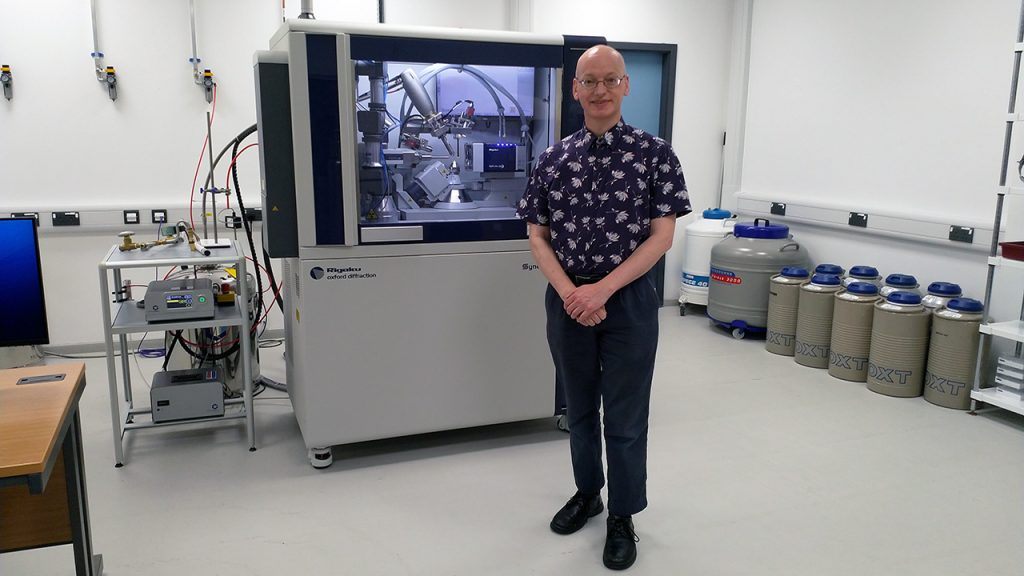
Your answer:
[145,278,215,322]
[151,368,224,423]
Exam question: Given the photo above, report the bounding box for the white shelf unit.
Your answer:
[98,240,256,466]
[974,256,1024,416]
[972,7,1024,418]
[987,256,1024,271]
[999,185,1024,197]
[979,320,1024,342]
[971,387,1024,414]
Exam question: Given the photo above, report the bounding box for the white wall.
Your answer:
[1,0,280,208]
[729,0,1023,318]
[2,0,284,346]
[530,0,737,301]
[281,0,510,28]
[741,0,1017,221]
[3,0,735,345]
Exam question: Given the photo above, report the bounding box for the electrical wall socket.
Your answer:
[151,209,168,224]
[52,211,81,226]
[10,211,39,225]
[948,225,974,243]
[848,212,868,227]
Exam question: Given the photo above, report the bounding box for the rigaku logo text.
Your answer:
[310,266,376,280]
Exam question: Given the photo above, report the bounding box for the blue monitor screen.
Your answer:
[0,218,49,346]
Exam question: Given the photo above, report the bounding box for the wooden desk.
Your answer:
[0,362,103,575]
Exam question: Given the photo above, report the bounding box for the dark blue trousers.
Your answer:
[545,274,660,516]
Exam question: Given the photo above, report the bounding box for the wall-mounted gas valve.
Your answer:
[202,68,214,103]
[1,65,12,100]
[104,66,118,101]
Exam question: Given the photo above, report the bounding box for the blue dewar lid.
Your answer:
[781,266,810,278]
[702,208,732,220]
[811,273,841,286]
[733,221,790,239]
[815,263,844,276]
[847,282,879,295]
[885,274,918,287]
[887,291,922,305]
[947,298,983,313]
[849,265,879,278]
[927,282,962,297]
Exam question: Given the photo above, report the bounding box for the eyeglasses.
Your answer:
[575,76,625,91]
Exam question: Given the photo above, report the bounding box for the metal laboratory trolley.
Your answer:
[98,241,255,466]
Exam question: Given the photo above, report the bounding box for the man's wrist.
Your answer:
[594,279,618,300]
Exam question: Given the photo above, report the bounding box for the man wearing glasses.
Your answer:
[517,44,691,570]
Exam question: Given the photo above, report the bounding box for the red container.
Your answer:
[1000,241,1024,261]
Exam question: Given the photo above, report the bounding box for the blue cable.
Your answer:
[136,332,166,358]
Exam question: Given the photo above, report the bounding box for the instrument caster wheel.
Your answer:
[309,446,333,469]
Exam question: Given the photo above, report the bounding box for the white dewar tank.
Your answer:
[794,274,843,368]
[921,282,962,311]
[707,219,809,339]
[867,292,931,397]
[843,265,882,288]
[766,266,811,356]
[814,263,845,280]
[923,298,983,410]
[679,209,735,310]
[879,274,920,298]
[828,282,881,382]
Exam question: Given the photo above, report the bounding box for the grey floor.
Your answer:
[4,307,1024,575]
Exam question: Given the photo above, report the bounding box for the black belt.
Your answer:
[569,272,609,286]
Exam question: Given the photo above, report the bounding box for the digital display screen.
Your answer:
[165,294,194,309]
[483,145,517,172]
[0,218,49,346]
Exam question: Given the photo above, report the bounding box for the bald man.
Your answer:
[517,45,691,570]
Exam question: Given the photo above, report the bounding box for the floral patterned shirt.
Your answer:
[517,120,691,275]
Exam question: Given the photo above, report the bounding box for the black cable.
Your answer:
[162,332,180,371]
[201,123,258,236]
[199,330,210,368]
[262,247,283,312]
[400,114,425,140]
[199,121,283,313]
[172,331,239,362]
[441,100,463,120]
[230,133,266,323]
[225,126,285,313]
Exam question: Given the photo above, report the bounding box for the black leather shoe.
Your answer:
[603,515,638,570]
[550,491,604,534]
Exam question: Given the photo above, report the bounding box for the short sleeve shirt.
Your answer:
[517,120,692,275]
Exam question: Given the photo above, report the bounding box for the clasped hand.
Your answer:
[564,283,611,327]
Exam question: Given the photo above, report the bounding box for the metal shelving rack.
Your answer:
[98,240,256,466]
[971,0,1024,417]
